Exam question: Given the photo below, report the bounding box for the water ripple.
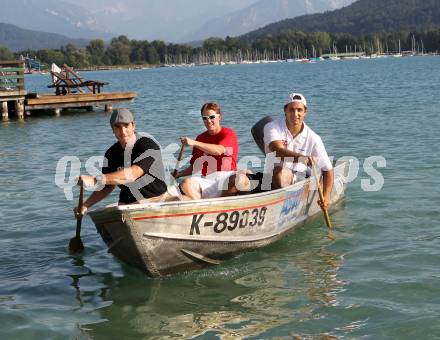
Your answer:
[1,56,440,338]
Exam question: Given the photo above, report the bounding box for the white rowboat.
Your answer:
[88,160,351,277]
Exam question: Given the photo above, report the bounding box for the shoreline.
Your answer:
[25,52,439,74]
[86,52,440,70]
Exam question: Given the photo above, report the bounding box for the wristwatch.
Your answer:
[95,174,105,186]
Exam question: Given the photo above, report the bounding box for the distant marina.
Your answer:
[77,50,437,70]
[159,36,434,67]
[161,51,436,68]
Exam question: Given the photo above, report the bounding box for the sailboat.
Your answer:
[393,40,403,57]
[329,43,340,60]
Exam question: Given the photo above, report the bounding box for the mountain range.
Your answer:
[0,0,355,45]
[0,0,258,42]
[61,0,258,41]
[0,23,89,52]
[0,0,112,40]
[184,0,355,41]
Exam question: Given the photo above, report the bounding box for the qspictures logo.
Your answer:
[54,131,386,201]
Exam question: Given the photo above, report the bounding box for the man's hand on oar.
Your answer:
[73,205,88,218]
[73,176,93,218]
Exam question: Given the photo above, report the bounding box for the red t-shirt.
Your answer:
[190,127,238,176]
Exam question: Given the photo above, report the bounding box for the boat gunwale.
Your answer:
[89,175,303,215]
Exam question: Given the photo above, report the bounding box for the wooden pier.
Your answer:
[0,60,26,120]
[1,60,136,120]
[26,91,136,116]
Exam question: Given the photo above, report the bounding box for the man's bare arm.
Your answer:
[181,137,225,156]
[268,140,306,160]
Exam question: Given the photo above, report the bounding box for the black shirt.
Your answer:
[102,135,167,204]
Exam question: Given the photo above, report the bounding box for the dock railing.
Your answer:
[0,60,25,94]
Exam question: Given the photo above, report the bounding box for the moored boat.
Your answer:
[88,160,352,277]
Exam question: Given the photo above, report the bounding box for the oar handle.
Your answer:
[310,157,333,229]
[75,181,84,237]
[172,144,185,178]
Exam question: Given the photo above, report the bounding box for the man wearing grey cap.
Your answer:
[74,108,167,216]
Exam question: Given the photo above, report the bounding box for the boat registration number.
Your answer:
[189,207,267,235]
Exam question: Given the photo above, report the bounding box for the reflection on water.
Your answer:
[76,219,346,339]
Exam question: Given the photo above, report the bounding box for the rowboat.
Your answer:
[88,159,351,277]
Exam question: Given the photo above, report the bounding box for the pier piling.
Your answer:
[16,100,24,119]
[1,101,8,121]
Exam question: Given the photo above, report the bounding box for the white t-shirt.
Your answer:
[263,118,333,172]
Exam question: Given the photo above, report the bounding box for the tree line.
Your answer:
[1,29,439,67]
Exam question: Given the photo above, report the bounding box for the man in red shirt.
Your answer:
[173,102,238,199]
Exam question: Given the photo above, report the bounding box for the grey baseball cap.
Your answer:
[110,108,134,126]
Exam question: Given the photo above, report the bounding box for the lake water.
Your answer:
[1,56,439,339]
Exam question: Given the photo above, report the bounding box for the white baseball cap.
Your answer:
[286,92,307,107]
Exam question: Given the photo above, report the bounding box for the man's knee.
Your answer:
[179,178,201,199]
[221,173,251,196]
[235,173,250,192]
[231,173,250,192]
[272,167,293,189]
[179,178,190,193]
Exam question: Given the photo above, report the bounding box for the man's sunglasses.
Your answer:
[202,114,218,121]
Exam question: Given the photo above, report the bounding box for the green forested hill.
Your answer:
[241,0,440,41]
[0,23,89,51]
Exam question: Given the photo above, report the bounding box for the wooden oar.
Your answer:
[69,180,85,252]
[172,143,185,178]
[310,157,333,229]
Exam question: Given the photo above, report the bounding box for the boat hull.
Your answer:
[89,161,351,276]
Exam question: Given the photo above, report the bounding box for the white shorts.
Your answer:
[192,171,235,199]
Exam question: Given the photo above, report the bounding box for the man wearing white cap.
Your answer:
[263,92,334,210]
[74,108,167,216]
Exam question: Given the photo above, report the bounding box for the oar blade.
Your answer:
[69,234,84,252]
[69,181,85,252]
